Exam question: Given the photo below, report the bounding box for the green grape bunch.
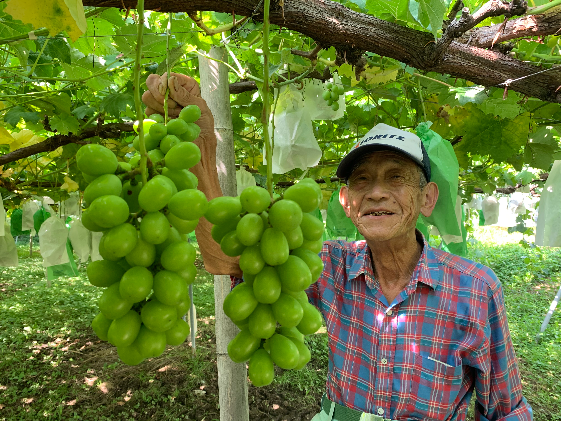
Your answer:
[79,104,204,366]
[206,180,325,387]
[322,82,345,112]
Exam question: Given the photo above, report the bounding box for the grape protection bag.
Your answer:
[0,221,18,266]
[264,84,322,174]
[22,200,41,233]
[68,217,91,263]
[325,187,363,240]
[536,160,561,246]
[236,168,256,195]
[0,193,5,237]
[481,196,500,225]
[416,122,462,243]
[90,231,103,261]
[38,214,70,267]
[10,208,29,237]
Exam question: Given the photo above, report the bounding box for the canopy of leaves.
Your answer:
[0,0,560,208]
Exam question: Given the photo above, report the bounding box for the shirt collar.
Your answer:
[348,230,443,291]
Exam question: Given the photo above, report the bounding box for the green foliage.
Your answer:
[0,4,558,206]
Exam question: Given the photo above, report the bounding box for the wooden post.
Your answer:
[199,46,249,421]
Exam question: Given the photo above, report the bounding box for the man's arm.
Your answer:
[474,285,533,421]
[143,73,242,277]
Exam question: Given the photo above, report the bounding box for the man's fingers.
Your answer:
[146,74,165,103]
[142,91,165,114]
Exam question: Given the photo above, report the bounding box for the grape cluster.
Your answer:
[80,105,204,366]
[322,82,345,112]
[207,180,325,387]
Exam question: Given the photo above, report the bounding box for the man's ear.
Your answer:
[420,181,439,217]
[339,185,352,218]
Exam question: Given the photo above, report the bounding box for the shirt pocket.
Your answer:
[407,352,463,420]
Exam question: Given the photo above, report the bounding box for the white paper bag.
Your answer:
[236,168,256,195]
[68,217,91,263]
[0,194,5,237]
[0,221,18,266]
[536,160,561,247]
[38,216,69,267]
[90,231,103,261]
[265,84,322,174]
[482,196,500,225]
[22,200,41,233]
[60,193,80,219]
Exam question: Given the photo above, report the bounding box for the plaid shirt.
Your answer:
[306,236,533,421]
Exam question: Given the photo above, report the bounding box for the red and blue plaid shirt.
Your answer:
[306,236,533,420]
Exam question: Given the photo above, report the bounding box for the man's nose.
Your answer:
[364,179,391,200]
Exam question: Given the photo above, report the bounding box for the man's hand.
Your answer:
[142,73,242,278]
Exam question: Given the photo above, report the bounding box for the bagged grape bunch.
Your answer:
[206,180,325,386]
[79,105,204,365]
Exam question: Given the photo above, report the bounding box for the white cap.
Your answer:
[336,123,431,181]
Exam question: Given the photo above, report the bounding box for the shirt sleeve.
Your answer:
[474,285,533,421]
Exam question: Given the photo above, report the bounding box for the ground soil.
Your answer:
[47,320,324,421]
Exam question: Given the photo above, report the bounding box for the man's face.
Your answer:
[339,151,435,243]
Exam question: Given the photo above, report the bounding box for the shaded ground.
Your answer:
[0,317,325,421]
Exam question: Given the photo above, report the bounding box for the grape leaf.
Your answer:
[416,0,446,38]
[38,37,71,64]
[28,52,60,79]
[100,92,135,118]
[453,104,530,163]
[4,0,86,42]
[478,94,522,119]
[71,17,116,57]
[4,106,42,127]
[524,126,558,170]
[50,113,81,135]
[365,0,408,20]
[72,105,95,120]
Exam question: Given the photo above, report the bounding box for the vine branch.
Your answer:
[0,123,135,166]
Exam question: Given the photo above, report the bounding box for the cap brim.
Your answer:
[336,144,426,180]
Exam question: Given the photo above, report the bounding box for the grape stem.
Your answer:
[262,0,273,197]
[133,0,148,186]
[164,12,172,124]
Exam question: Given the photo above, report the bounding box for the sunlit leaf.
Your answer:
[9,130,45,152]
[60,175,79,192]
[4,0,86,42]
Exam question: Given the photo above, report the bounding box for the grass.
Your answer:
[0,227,560,420]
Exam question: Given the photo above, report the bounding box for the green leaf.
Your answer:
[524,126,558,170]
[72,105,95,120]
[365,0,408,19]
[156,44,187,75]
[39,37,71,64]
[28,51,60,79]
[478,89,522,119]
[61,143,80,159]
[49,113,80,135]
[453,104,530,163]
[43,92,73,115]
[71,17,116,57]
[4,106,42,127]
[516,170,534,185]
[100,92,134,117]
[417,0,447,38]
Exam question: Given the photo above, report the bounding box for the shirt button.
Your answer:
[386,310,393,316]
[381,358,388,364]
[377,408,384,415]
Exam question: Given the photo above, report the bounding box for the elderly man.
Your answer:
[143,73,533,421]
